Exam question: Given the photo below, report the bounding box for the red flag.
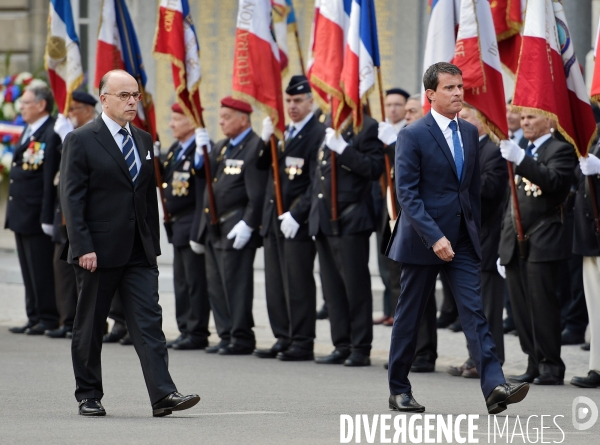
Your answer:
[153,0,203,127]
[490,0,523,74]
[232,0,285,138]
[591,14,600,104]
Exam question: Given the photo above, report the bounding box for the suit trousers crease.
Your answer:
[71,258,177,404]
[505,249,565,378]
[53,242,77,328]
[389,227,504,398]
[15,232,58,325]
[172,245,210,341]
[205,238,256,348]
[315,234,373,355]
[583,257,600,371]
[263,226,317,350]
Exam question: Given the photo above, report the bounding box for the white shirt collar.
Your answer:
[431,108,458,132]
[289,112,314,135]
[509,128,524,142]
[180,133,196,151]
[530,133,552,152]
[101,112,132,137]
[28,114,50,135]
[478,135,487,142]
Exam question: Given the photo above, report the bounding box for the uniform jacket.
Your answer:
[196,129,268,250]
[60,116,161,267]
[573,142,600,257]
[308,114,384,236]
[499,136,576,263]
[257,114,325,241]
[5,116,61,234]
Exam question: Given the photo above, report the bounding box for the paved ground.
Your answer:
[1,251,599,444]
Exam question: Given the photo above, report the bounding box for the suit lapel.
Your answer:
[93,117,132,182]
[229,131,254,159]
[130,126,148,190]
[165,142,195,180]
[284,117,315,157]
[425,112,458,179]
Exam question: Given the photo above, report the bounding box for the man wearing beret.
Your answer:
[254,75,325,361]
[160,103,211,351]
[195,96,268,355]
[309,106,385,367]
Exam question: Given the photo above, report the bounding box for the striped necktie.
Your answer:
[118,128,139,183]
[448,121,463,180]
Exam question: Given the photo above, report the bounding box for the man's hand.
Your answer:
[153,141,161,158]
[580,153,600,176]
[278,212,300,239]
[79,252,98,272]
[496,258,506,279]
[226,220,253,250]
[189,240,205,254]
[53,113,74,142]
[325,128,348,154]
[195,128,211,157]
[41,223,53,237]
[378,122,397,145]
[261,117,274,143]
[499,139,526,165]
[433,236,454,262]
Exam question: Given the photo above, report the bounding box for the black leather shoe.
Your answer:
[315,349,351,364]
[344,352,371,367]
[166,334,186,349]
[384,363,389,370]
[582,343,591,351]
[486,383,529,414]
[26,323,58,336]
[218,343,254,355]
[561,329,585,345]
[447,363,469,377]
[9,321,36,334]
[277,346,314,361]
[411,361,435,373]
[389,393,425,412]
[102,329,127,343]
[45,325,72,338]
[172,337,208,350]
[253,341,290,358]
[206,341,229,353]
[570,371,600,388]
[66,331,73,339]
[533,374,563,385]
[316,304,329,320]
[448,320,463,332]
[119,334,133,345]
[508,372,539,384]
[152,392,200,417]
[436,315,454,329]
[79,399,106,417]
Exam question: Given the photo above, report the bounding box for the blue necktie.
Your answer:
[118,128,139,183]
[448,121,463,180]
[525,143,535,157]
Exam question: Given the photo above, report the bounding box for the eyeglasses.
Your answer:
[103,92,143,102]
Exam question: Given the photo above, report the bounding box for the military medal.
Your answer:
[522,178,542,197]
[285,156,304,180]
[224,159,243,175]
[171,172,190,196]
[22,139,46,171]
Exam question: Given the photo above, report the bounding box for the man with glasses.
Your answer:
[60,69,199,417]
[6,84,61,336]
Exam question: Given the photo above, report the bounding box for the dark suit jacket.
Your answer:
[196,130,268,249]
[5,116,61,234]
[308,114,384,236]
[60,116,161,268]
[573,143,600,257]
[479,135,508,271]
[257,115,326,241]
[160,140,204,247]
[498,136,576,263]
[386,112,482,264]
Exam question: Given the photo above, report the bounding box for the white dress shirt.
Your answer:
[509,128,524,143]
[527,133,552,158]
[431,108,463,159]
[286,112,314,139]
[20,115,50,144]
[101,112,141,172]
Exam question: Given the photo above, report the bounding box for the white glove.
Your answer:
[153,141,161,158]
[54,113,74,142]
[261,116,274,143]
[378,122,397,145]
[500,139,526,165]
[41,223,53,237]
[496,258,506,279]
[580,153,600,176]
[189,240,205,254]
[325,128,348,154]
[195,128,211,156]
[226,220,253,250]
[278,212,300,239]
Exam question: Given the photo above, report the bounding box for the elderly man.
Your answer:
[499,111,577,385]
[7,85,61,336]
[404,95,423,125]
[195,97,268,355]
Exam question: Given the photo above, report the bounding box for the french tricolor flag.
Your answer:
[44,0,83,114]
[591,14,600,104]
[340,0,380,132]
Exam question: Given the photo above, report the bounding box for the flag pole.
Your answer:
[293,25,306,76]
[507,161,527,257]
[198,113,218,227]
[270,135,285,216]
[376,66,398,221]
[587,175,600,245]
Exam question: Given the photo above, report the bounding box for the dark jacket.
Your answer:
[196,129,268,250]
[573,143,600,256]
[60,116,161,267]
[308,114,384,236]
[499,136,576,263]
[479,135,508,271]
[5,116,61,234]
[257,114,325,241]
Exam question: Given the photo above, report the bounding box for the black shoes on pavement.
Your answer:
[486,383,530,414]
[570,371,600,388]
[389,393,425,413]
[79,399,106,417]
[172,337,209,351]
[253,341,290,358]
[152,392,200,417]
[45,325,72,339]
[8,321,35,334]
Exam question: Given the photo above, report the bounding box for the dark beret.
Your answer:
[72,90,97,106]
[385,88,410,100]
[285,75,311,95]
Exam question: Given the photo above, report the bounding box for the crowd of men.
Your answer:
[5,72,600,389]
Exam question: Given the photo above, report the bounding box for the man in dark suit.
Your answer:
[159,103,210,351]
[447,104,507,378]
[499,112,577,386]
[6,85,60,335]
[60,69,199,417]
[254,76,324,361]
[309,110,384,367]
[387,62,528,414]
[195,96,268,355]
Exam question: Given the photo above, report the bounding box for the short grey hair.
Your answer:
[25,85,54,113]
[407,94,421,102]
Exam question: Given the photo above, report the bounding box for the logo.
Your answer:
[572,396,598,431]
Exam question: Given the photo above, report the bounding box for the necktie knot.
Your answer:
[118,127,129,138]
[448,120,458,132]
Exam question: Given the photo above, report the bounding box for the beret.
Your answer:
[285,75,311,95]
[72,90,97,106]
[221,96,252,114]
[385,88,410,100]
